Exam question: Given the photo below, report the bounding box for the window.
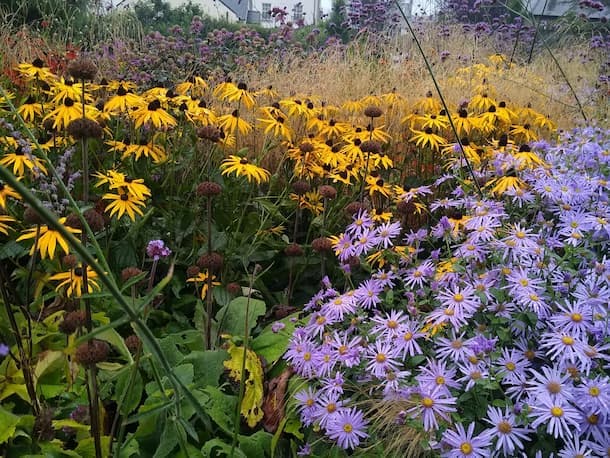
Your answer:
[262,3,272,21]
[292,2,303,22]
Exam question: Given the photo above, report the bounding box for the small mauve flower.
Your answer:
[0,343,9,356]
[146,240,171,260]
[271,322,286,333]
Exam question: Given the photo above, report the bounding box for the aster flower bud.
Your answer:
[74,340,109,366]
[360,139,381,154]
[59,310,87,334]
[121,266,143,283]
[67,58,97,81]
[196,125,222,142]
[226,282,242,296]
[62,254,78,268]
[284,243,304,257]
[23,206,44,225]
[197,252,223,272]
[186,265,200,278]
[67,118,103,139]
[318,185,337,199]
[299,142,315,153]
[311,237,332,253]
[125,334,141,355]
[292,180,310,195]
[364,105,383,118]
[196,181,222,197]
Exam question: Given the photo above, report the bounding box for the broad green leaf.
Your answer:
[182,350,228,387]
[239,430,272,457]
[115,370,144,415]
[216,297,266,337]
[202,386,235,435]
[0,405,20,444]
[0,383,30,403]
[118,434,140,458]
[251,312,298,366]
[224,343,264,428]
[201,438,246,458]
[52,419,91,432]
[153,418,179,458]
[39,440,83,457]
[74,435,112,457]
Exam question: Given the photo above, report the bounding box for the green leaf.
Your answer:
[202,386,236,436]
[153,419,178,458]
[182,350,228,387]
[115,370,144,415]
[118,434,140,458]
[216,296,266,337]
[52,419,90,432]
[74,435,112,458]
[0,405,20,444]
[201,439,246,458]
[251,312,298,366]
[0,240,26,259]
[238,430,272,457]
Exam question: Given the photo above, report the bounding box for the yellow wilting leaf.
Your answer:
[223,342,264,428]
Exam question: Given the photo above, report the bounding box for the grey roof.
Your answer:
[526,0,610,19]
[217,0,249,20]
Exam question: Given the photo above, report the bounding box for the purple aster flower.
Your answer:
[297,443,312,456]
[353,278,384,310]
[440,421,492,457]
[483,406,531,456]
[326,407,368,450]
[370,310,408,339]
[395,320,425,358]
[365,339,401,378]
[345,210,374,238]
[321,293,357,321]
[435,331,474,364]
[294,387,318,426]
[456,362,489,391]
[0,343,9,357]
[529,393,581,440]
[416,358,461,396]
[495,348,530,384]
[146,239,171,260]
[408,385,457,431]
[526,365,574,402]
[468,334,497,356]
[374,221,401,248]
[558,435,594,457]
[314,392,344,429]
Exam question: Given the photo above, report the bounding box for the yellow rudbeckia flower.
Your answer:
[17,217,81,259]
[50,264,100,297]
[220,155,270,184]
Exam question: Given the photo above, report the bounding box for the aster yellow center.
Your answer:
[387,320,398,329]
[562,336,574,345]
[303,352,312,361]
[515,231,525,239]
[497,421,512,434]
[505,362,516,371]
[460,442,473,454]
[306,399,314,407]
[589,386,600,397]
[338,345,348,355]
[451,340,463,349]
[376,353,387,363]
[471,371,481,380]
[550,406,563,417]
[570,313,582,322]
[435,376,445,385]
[444,308,455,316]
[316,316,326,325]
[519,278,529,286]
[403,332,413,341]
[468,355,479,364]
[422,397,434,408]
[343,423,353,433]
[547,381,561,394]
[453,293,464,302]
[327,403,336,413]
